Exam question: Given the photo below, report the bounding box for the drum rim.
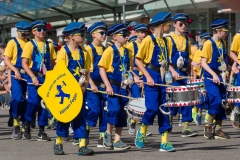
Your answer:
[167,99,201,107]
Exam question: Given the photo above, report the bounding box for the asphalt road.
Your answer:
[0,109,239,160]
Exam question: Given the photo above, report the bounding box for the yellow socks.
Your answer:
[13,118,20,126]
[193,107,199,113]
[86,125,90,131]
[161,131,168,144]
[183,122,189,131]
[206,114,216,126]
[179,114,182,120]
[100,132,104,138]
[56,136,63,144]
[140,123,148,135]
[79,138,86,148]
[216,120,222,130]
[131,119,136,124]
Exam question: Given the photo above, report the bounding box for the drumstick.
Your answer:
[11,75,27,81]
[87,88,138,100]
[179,76,194,79]
[207,78,233,86]
[11,75,43,86]
[142,82,172,87]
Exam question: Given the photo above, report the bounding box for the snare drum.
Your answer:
[187,79,205,89]
[166,85,201,107]
[227,86,240,103]
[126,98,146,122]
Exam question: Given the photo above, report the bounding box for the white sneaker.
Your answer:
[178,119,183,126]
[230,110,235,121]
[146,131,152,136]
[69,126,73,134]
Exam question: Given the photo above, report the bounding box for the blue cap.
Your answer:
[87,22,108,34]
[199,33,212,40]
[196,30,202,35]
[30,20,47,29]
[172,13,188,21]
[15,21,31,32]
[133,24,148,32]
[62,22,86,36]
[128,21,138,27]
[150,12,171,26]
[189,37,195,43]
[128,35,137,42]
[210,19,229,30]
[107,23,128,36]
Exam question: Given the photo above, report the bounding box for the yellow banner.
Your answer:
[38,61,83,123]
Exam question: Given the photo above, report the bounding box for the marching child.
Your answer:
[200,19,230,139]
[54,22,94,155]
[98,23,133,150]
[22,20,55,141]
[85,22,108,147]
[134,11,175,152]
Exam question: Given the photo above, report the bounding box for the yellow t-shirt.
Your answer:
[190,45,198,60]
[192,49,202,76]
[231,33,240,58]
[56,45,91,70]
[200,39,226,63]
[21,41,56,68]
[166,33,191,59]
[4,38,28,65]
[126,41,140,67]
[136,35,167,64]
[85,45,104,72]
[98,46,132,73]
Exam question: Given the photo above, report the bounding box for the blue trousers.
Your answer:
[25,74,48,126]
[142,68,172,134]
[56,96,87,138]
[196,92,209,110]
[107,85,129,127]
[10,73,27,122]
[86,85,107,132]
[234,72,240,107]
[204,76,226,120]
[169,78,193,122]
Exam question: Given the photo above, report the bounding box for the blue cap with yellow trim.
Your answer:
[15,21,31,32]
[128,21,138,27]
[62,22,86,36]
[128,35,137,42]
[210,19,229,30]
[199,33,212,40]
[30,20,47,29]
[133,24,148,32]
[150,11,171,26]
[87,22,108,34]
[172,13,188,22]
[107,23,128,36]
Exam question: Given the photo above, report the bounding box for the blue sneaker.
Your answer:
[78,146,94,156]
[135,129,146,148]
[196,115,202,125]
[103,132,113,149]
[53,142,64,155]
[113,140,131,150]
[159,142,176,152]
